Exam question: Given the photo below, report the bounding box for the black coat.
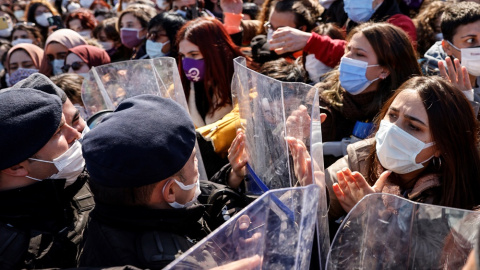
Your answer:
[0,171,94,269]
[78,202,210,269]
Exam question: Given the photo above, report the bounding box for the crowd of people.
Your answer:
[1,0,480,269]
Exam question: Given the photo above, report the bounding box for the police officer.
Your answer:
[79,95,212,269]
[11,73,88,134]
[0,87,93,269]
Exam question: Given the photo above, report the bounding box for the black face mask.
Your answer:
[0,179,69,232]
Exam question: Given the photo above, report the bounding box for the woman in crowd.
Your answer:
[11,23,44,47]
[117,4,156,59]
[0,40,12,88]
[6,43,44,86]
[0,6,16,40]
[146,12,185,59]
[65,8,98,39]
[93,17,131,62]
[24,0,59,40]
[325,76,480,219]
[414,1,448,57]
[39,28,87,76]
[63,44,110,77]
[316,23,421,147]
[176,17,246,128]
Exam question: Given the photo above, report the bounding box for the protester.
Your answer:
[270,0,417,69]
[6,43,43,86]
[146,12,185,59]
[65,8,98,39]
[0,85,93,269]
[40,28,87,76]
[0,6,15,40]
[323,76,480,221]
[117,4,156,59]
[177,17,245,128]
[0,39,11,87]
[63,44,110,76]
[254,0,323,63]
[314,23,421,149]
[24,0,60,40]
[323,0,416,43]
[93,17,131,62]
[11,23,44,47]
[423,2,480,93]
[413,1,448,57]
[50,73,87,118]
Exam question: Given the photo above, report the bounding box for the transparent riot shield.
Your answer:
[80,58,206,179]
[231,56,329,268]
[327,193,480,269]
[164,185,320,270]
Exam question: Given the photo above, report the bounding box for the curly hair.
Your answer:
[414,1,449,57]
[66,8,98,30]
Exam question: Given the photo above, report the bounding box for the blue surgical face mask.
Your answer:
[146,39,170,58]
[176,9,187,18]
[343,0,379,23]
[339,56,380,95]
[52,59,64,75]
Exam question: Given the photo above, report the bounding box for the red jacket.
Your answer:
[304,14,417,68]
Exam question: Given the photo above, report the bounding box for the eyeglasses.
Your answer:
[62,61,84,73]
[146,30,168,41]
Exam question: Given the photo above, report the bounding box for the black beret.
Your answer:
[11,73,68,104]
[0,88,63,170]
[82,94,196,188]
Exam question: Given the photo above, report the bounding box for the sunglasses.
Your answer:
[62,61,84,73]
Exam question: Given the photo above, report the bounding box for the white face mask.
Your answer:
[156,0,167,9]
[26,140,86,187]
[14,10,25,20]
[447,40,480,77]
[0,22,12,38]
[122,2,129,10]
[305,54,331,83]
[99,41,114,51]
[35,12,53,27]
[375,120,435,174]
[67,2,81,12]
[78,30,92,38]
[163,173,201,209]
[319,0,335,8]
[146,39,169,58]
[12,38,33,46]
[80,0,94,8]
[52,59,64,75]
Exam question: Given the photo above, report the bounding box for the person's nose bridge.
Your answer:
[65,123,81,142]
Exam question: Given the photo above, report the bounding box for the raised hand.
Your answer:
[227,129,248,189]
[439,57,473,92]
[269,27,312,54]
[333,167,391,213]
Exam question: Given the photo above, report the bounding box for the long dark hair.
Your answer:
[367,76,480,210]
[321,22,421,116]
[176,17,244,115]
